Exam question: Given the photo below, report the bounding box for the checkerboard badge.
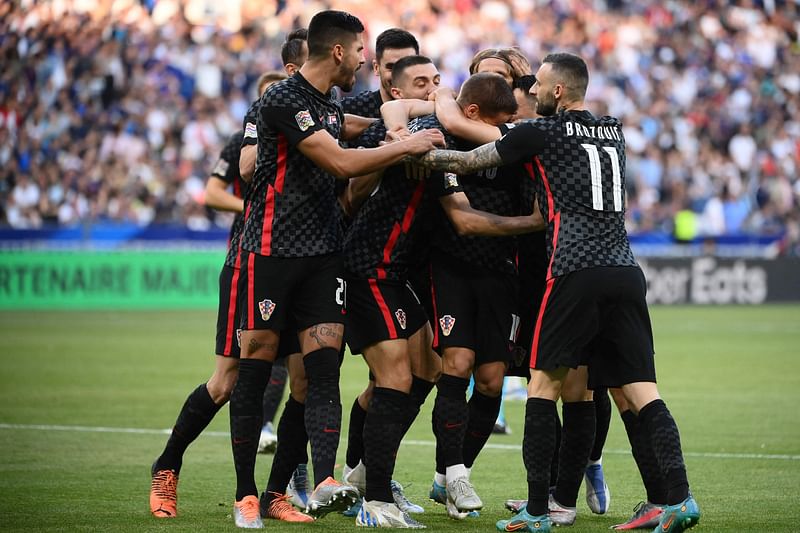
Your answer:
[444,173,459,189]
[294,110,315,131]
[258,299,276,321]
[439,314,456,336]
[395,308,407,330]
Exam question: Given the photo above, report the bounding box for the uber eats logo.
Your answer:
[641,258,768,304]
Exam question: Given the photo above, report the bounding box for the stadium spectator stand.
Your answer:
[0,0,797,254]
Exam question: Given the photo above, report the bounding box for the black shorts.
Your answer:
[529,266,656,388]
[431,252,519,366]
[407,260,434,326]
[215,264,242,357]
[345,277,428,355]
[217,264,301,359]
[238,251,346,333]
[275,327,303,360]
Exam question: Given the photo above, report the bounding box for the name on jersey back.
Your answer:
[565,121,621,141]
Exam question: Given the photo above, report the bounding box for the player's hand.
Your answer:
[385,127,411,142]
[524,198,545,231]
[508,53,533,77]
[403,129,446,155]
[430,87,456,101]
[522,212,545,232]
[404,160,431,181]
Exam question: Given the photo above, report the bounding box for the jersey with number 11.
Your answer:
[495,110,637,278]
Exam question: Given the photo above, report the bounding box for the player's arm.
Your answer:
[239,101,262,182]
[205,177,244,213]
[341,114,378,141]
[239,114,259,182]
[239,145,256,182]
[340,170,384,218]
[207,133,245,212]
[418,142,504,174]
[433,89,503,145]
[296,128,444,180]
[418,123,544,174]
[439,191,543,236]
[381,99,434,133]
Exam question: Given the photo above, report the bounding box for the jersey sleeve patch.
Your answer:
[294,110,315,131]
[212,158,230,177]
[444,173,460,189]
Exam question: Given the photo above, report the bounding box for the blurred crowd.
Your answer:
[1,0,799,252]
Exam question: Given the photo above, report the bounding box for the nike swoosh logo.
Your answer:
[323,428,339,433]
[232,438,250,444]
[504,521,528,532]
[661,513,675,531]
[445,422,463,429]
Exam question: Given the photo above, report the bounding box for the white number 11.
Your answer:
[581,144,623,212]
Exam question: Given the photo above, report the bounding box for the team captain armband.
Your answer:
[244,122,257,139]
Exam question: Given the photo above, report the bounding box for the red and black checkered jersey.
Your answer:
[210,130,247,268]
[341,90,385,151]
[495,110,637,279]
[344,114,461,281]
[434,124,525,275]
[341,89,383,119]
[241,72,345,258]
[349,120,388,149]
[516,159,547,283]
[336,120,389,235]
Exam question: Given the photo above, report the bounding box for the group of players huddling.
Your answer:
[148,9,701,533]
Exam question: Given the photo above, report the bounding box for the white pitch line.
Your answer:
[1,423,798,461]
[0,423,229,438]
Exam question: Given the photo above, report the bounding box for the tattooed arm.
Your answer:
[417,142,504,174]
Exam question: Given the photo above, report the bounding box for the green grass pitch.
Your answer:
[1,306,798,532]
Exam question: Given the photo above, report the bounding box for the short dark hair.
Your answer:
[512,74,537,93]
[375,28,419,60]
[457,72,518,118]
[281,28,307,66]
[542,52,589,99]
[390,55,433,87]
[307,10,365,59]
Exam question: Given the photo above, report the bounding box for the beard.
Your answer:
[535,94,557,116]
[337,63,360,92]
[339,76,355,92]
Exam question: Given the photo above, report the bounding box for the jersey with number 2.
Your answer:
[495,110,637,278]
